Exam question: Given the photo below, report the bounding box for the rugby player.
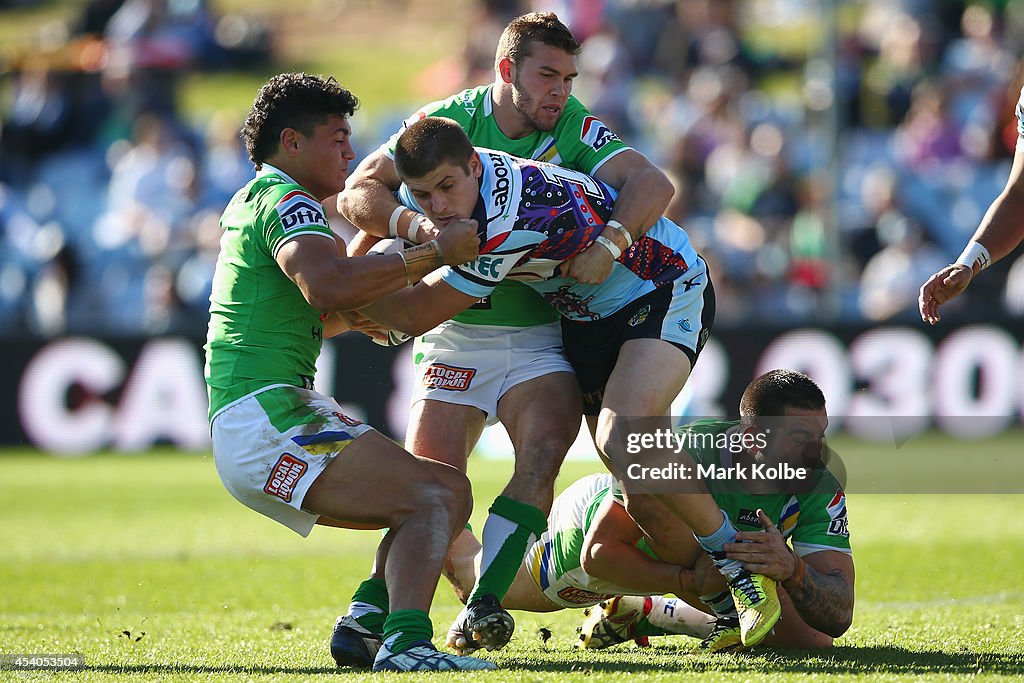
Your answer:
[358,116,783,654]
[203,73,494,672]
[919,84,1024,324]
[334,11,675,663]
[444,370,853,653]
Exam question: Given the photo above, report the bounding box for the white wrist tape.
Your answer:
[388,205,405,238]
[595,235,622,259]
[405,214,426,243]
[606,219,633,248]
[955,241,991,272]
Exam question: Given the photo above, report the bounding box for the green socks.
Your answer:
[467,496,547,604]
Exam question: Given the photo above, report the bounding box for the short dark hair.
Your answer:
[242,73,358,169]
[740,369,826,420]
[495,12,581,66]
[393,117,475,180]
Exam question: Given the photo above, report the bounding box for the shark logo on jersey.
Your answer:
[581,116,620,151]
[826,491,849,537]
[276,190,327,231]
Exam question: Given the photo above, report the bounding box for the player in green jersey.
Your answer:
[334,12,678,660]
[442,371,853,653]
[578,369,854,652]
[204,73,494,672]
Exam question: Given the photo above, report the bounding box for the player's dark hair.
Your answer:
[495,12,581,66]
[394,117,474,180]
[740,369,826,420]
[242,72,358,169]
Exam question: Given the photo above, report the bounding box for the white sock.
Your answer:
[647,596,716,639]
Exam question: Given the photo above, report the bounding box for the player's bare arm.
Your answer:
[276,222,477,313]
[726,509,854,638]
[581,495,695,597]
[920,142,1024,324]
[564,150,675,284]
[338,147,438,244]
[359,266,481,336]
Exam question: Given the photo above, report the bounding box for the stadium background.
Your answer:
[2,2,1023,680]
[1,0,1023,455]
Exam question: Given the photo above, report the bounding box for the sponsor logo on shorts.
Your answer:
[264,453,308,503]
[826,491,849,537]
[423,363,477,391]
[737,508,760,527]
[557,587,615,606]
[276,190,327,232]
[627,305,650,327]
[678,318,692,332]
[580,115,620,151]
[332,411,362,426]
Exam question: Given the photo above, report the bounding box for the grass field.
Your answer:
[3,443,1024,681]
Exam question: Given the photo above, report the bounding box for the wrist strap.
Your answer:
[595,235,622,260]
[955,241,991,272]
[388,205,405,239]
[398,240,443,286]
[606,219,633,248]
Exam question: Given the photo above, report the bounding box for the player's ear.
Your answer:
[280,128,300,156]
[469,152,482,179]
[498,57,515,84]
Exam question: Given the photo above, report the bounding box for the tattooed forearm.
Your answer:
[783,561,854,637]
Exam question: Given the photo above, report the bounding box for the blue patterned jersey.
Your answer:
[398,148,700,321]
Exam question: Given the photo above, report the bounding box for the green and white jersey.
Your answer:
[385,85,632,327]
[205,165,336,420]
[677,420,853,558]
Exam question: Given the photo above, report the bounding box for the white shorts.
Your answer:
[410,321,574,424]
[525,473,656,609]
[211,385,375,536]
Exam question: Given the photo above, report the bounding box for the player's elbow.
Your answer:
[826,610,853,638]
[647,167,675,209]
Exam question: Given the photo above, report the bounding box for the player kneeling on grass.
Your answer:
[443,370,854,653]
[204,73,494,672]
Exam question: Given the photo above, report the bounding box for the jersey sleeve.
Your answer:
[257,182,334,258]
[552,97,633,176]
[790,489,852,557]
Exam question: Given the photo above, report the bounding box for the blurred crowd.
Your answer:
[2,0,1024,338]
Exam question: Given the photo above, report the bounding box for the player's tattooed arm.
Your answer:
[726,509,854,638]
[782,555,854,638]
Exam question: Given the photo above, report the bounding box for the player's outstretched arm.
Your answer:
[338,147,438,244]
[919,143,1024,324]
[359,270,480,337]
[565,150,675,285]
[275,219,477,313]
[581,496,695,597]
[726,510,854,638]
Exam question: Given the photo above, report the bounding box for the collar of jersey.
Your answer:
[257,163,299,186]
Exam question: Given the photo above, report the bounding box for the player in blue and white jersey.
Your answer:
[362,116,784,651]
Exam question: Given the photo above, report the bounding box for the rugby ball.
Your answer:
[368,238,413,346]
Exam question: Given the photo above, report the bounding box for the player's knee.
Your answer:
[417,464,473,524]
